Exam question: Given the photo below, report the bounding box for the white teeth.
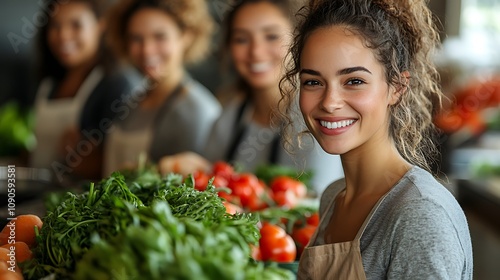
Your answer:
[60,42,77,54]
[250,62,272,73]
[320,119,355,129]
[145,56,161,67]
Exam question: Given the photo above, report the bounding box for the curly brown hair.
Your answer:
[107,0,214,65]
[278,0,444,172]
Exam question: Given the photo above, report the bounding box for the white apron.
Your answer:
[30,67,104,169]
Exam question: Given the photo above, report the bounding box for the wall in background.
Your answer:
[0,0,471,108]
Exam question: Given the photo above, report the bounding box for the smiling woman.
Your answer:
[278,0,473,279]
[29,0,141,182]
[103,0,221,176]
[199,0,344,192]
[156,0,344,193]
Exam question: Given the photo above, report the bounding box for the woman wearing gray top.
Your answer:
[103,0,221,175]
[279,0,473,279]
[159,0,344,193]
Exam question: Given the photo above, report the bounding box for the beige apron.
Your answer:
[30,67,104,169]
[297,189,388,280]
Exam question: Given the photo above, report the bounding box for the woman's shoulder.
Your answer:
[390,166,459,208]
[382,166,469,234]
[183,76,220,105]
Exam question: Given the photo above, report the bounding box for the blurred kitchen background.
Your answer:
[1,0,499,279]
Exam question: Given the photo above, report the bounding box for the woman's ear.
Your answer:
[389,71,410,105]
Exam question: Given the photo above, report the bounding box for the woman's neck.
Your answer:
[249,86,281,127]
[55,59,98,99]
[142,70,184,109]
[340,135,411,203]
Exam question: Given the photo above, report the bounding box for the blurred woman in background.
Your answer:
[160,0,343,193]
[104,0,221,175]
[30,0,141,182]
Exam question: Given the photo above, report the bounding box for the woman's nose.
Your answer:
[320,87,344,112]
[141,39,158,58]
[249,38,266,59]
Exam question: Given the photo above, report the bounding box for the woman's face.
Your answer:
[126,8,187,82]
[299,26,399,155]
[229,2,292,91]
[47,2,102,69]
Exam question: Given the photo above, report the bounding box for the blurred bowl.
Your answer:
[277,261,299,275]
[0,166,53,206]
[263,261,299,276]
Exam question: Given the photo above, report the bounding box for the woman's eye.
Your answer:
[154,33,167,42]
[266,34,280,41]
[128,35,142,44]
[346,79,365,86]
[232,37,248,44]
[303,80,321,86]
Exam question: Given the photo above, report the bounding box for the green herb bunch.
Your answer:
[74,201,293,280]
[22,170,278,279]
[24,173,143,278]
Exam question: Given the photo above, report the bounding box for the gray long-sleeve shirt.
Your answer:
[313,166,473,279]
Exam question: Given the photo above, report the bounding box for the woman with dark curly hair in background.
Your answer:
[278,0,473,278]
[103,0,221,175]
[159,0,344,194]
[30,0,141,182]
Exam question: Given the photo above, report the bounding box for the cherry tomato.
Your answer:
[212,161,235,181]
[211,174,228,188]
[291,224,317,256]
[259,223,296,262]
[270,176,307,198]
[228,173,264,208]
[217,191,240,206]
[272,189,298,208]
[193,171,210,191]
[250,244,262,261]
[306,212,320,227]
[223,201,243,215]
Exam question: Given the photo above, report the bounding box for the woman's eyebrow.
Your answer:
[299,66,372,77]
[337,66,372,75]
[299,69,321,76]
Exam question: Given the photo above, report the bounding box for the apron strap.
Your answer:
[225,97,281,164]
[225,96,251,162]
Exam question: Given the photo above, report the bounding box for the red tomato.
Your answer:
[228,173,264,208]
[223,201,243,215]
[259,223,296,262]
[211,174,228,188]
[306,212,320,227]
[193,171,210,191]
[246,183,270,212]
[250,244,262,261]
[217,191,240,206]
[270,176,307,198]
[212,161,234,181]
[291,224,317,256]
[272,189,298,208]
